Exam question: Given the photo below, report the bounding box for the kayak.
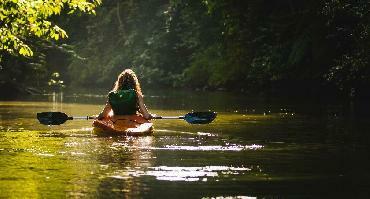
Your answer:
[92,115,153,136]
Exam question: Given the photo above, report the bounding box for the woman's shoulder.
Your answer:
[109,88,136,93]
[135,90,143,98]
[108,89,139,97]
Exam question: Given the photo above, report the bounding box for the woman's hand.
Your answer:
[97,112,104,120]
[149,113,157,119]
[98,102,112,120]
[143,113,156,120]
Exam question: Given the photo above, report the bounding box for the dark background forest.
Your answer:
[1,0,370,107]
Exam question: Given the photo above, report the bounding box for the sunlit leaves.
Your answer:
[19,45,33,56]
[0,0,101,58]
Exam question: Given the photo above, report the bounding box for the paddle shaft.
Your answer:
[70,116,96,120]
[72,116,184,120]
[153,116,185,119]
[37,111,216,125]
[70,116,183,120]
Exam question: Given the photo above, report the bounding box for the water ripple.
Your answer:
[111,142,263,151]
[110,165,252,182]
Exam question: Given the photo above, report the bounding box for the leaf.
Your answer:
[0,0,100,58]
[19,46,33,57]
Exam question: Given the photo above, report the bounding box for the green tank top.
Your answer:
[108,89,137,115]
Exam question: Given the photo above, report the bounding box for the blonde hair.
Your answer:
[112,69,142,96]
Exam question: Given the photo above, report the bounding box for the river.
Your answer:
[0,90,369,198]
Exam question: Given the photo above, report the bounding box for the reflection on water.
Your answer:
[203,197,256,199]
[154,144,263,151]
[1,92,370,197]
[202,196,256,199]
[50,92,64,111]
[110,165,252,182]
[128,144,263,151]
[111,135,263,151]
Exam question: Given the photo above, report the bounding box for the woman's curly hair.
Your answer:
[112,69,143,96]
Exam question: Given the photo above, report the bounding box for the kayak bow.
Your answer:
[92,115,153,136]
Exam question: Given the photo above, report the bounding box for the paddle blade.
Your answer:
[184,112,217,124]
[37,112,69,125]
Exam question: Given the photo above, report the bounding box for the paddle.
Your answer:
[37,112,96,125]
[152,111,217,124]
[37,111,217,125]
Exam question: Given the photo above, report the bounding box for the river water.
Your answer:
[0,90,369,198]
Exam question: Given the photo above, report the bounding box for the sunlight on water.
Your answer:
[197,132,218,136]
[1,99,369,197]
[110,165,252,182]
[36,153,55,157]
[38,128,95,138]
[111,142,263,151]
[155,129,197,135]
[149,144,262,151]
[202,196,256,199]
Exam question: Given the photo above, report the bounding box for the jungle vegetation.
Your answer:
[1,0,369,103]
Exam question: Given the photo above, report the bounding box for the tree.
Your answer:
[0,0,101,59]
[0,0,101,96]
[322,0,370,95]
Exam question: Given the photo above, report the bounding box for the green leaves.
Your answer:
[0,0,101,58]
[19,45,33,56]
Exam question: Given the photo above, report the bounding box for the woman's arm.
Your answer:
[137,93,152,120]
[98,101,112,119]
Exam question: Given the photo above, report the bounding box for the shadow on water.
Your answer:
[0,89,370,197]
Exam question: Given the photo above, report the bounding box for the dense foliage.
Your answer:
[0,0,100,57]
[1,0,369,100]
[0,0,100,95]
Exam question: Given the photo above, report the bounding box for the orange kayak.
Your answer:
[92,115,153,136]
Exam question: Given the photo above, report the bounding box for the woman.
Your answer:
[97,69,153,120]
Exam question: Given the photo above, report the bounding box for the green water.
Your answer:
[0,91,370,198]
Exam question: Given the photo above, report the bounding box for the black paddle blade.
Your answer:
[184,112,217,124]
[37,112,69,125]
